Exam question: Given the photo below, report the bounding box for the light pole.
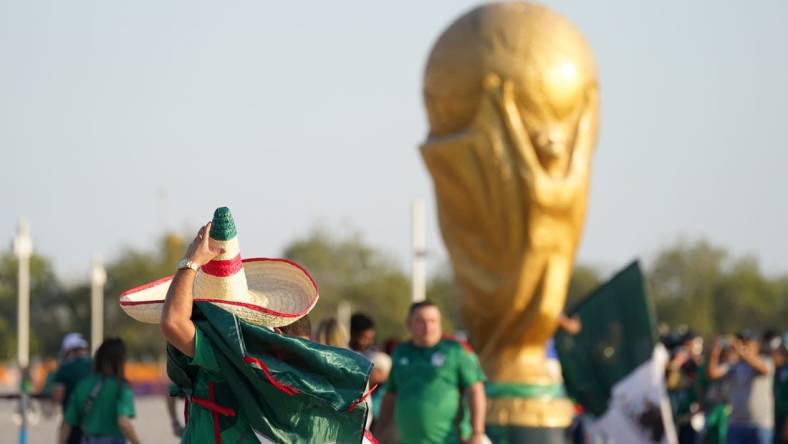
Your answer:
[411,200,426,302]
[90,257,106,355]
[14,219,33,444]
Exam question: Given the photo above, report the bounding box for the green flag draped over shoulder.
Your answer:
[168,303,372,444]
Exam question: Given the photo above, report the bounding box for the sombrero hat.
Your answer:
[119,207,318,328]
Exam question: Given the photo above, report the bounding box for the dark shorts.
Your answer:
[727,425,772,444]
[81,435,126,444]
[66,426,83,444]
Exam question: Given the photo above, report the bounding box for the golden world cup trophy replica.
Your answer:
[420,3,599,442]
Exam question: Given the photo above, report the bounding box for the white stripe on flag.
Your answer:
[253,429,277,444]
[589,344,678,444]
[252,428,378,444]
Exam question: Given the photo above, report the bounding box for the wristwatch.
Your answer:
[176,257,199,272]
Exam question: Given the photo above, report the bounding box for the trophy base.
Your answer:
[486,395,574,427]
[486,425,571,444]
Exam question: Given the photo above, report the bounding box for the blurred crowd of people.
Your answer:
[272,303,487,444]
[662,327,788,444]
[41,302,486,444]
[46,333,140,444]
[162,301,486,444]
[40,310,787,444]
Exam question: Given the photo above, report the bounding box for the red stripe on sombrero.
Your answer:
[119,274,174,298]
[119,297,318,319]
[118,258,319,319]
[200,254,242,277]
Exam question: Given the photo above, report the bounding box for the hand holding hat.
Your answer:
[184,222,225,268]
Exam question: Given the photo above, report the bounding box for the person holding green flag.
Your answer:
[119,207,376,444]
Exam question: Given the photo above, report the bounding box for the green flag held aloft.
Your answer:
[555,261,676,443]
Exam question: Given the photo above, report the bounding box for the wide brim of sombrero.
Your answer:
[119,258,319,328]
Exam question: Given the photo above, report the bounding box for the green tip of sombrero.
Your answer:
[210,207,237,241]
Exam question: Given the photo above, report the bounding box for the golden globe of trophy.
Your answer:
[420,2,599,440]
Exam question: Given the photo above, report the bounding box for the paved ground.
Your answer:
[0,395,182,444]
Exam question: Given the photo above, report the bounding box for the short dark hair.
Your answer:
[94,337,127,379]
[679,329,697,344]
[350,313,374,336]
[280,315,312,339]
[736,329,754,342]
[408,300,439,318]
[762,328,779,342]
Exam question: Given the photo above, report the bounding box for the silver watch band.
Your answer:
[177,258,199,272]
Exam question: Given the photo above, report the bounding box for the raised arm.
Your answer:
[160,222,223,357]
[558,313,582,335]
[567,87,599,180]
[487,74,544,180]
[738,344,770,375]
[707,339,728,380]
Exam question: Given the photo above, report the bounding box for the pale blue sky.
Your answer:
[2,0,787,281]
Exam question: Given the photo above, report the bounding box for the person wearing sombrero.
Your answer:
[120,207,376,444]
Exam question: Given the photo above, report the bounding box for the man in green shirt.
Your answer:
[53,333,93,444]
[377,301,487,444]
[52,333,92,409]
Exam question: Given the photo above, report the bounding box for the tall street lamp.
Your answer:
[90,257,107,354]
[14,219,33,444]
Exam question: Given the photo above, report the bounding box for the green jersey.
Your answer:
[63,374,135,438]
[53,355,92,408]
[776,365,788,422]
[387,339,486,444]
[180,326,258,444]
[168,303,372,444]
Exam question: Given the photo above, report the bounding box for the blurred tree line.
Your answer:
[0,232,786,360]
[0,233,185,360]
[282,229,463,342]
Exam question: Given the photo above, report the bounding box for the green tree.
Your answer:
[647,239,727,336]
[283,229,412,342]
[567,263,603,308]
[713,256,785,334]
[424,264,464,334]
[646,238,788,336]
[0,251,63,359]
[103,233,187,358]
